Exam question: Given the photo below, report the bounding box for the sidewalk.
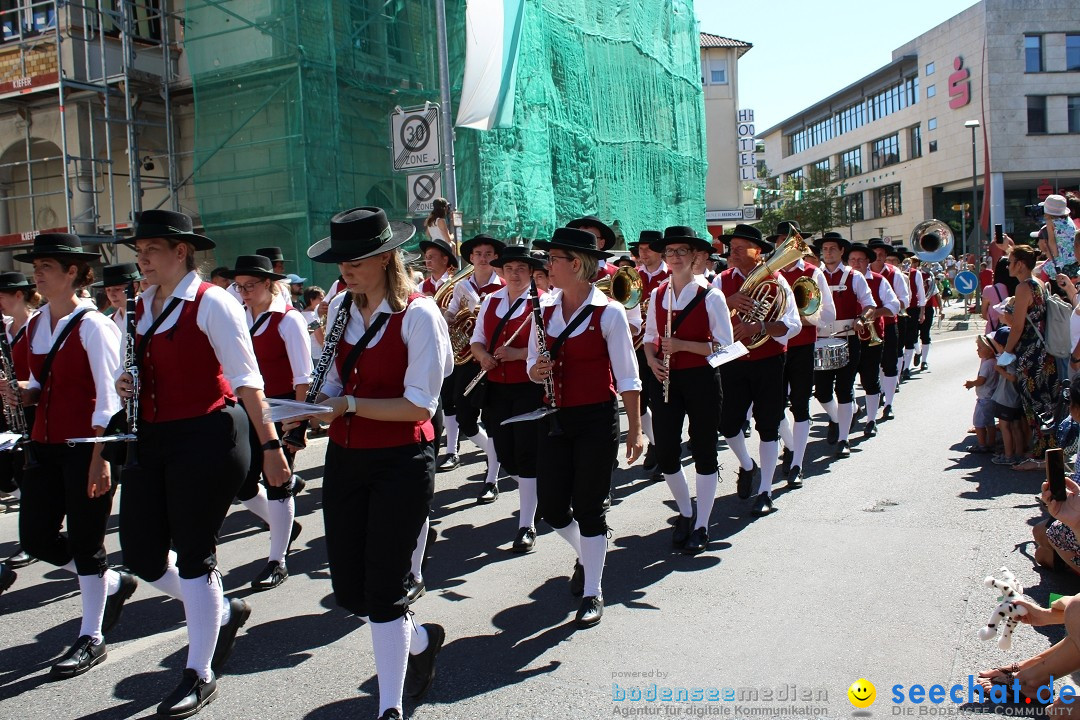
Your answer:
[935,303,983,333]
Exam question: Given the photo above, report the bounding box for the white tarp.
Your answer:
[455,0,525,131]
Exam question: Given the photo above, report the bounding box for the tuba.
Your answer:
[905,219,954,263]
[433,264,479,365]
[734,233,815,349]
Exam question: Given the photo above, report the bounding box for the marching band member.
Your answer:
[225,255,312,590]
[302,207,451,720]
[531,251,551,293]
[115,210,290,717]
[439,234,504,481]
[917,263,939,371]
[418,236,458,297]
[568,216,619,280]
[256,246,295,300]
[902,255,928,380]
[813,232,876,458]
[634,231,670,476]
[528,227,643,628]
[846,243,899,438]
[642,227,732,554]
[869,240,909,419]
[470,246,546,548]
[715,225,800,516]
[93,263,143,333]
[8,234,133,678]
[776,222,836,486]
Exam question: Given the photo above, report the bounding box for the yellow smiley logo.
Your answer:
[848,679,876,708]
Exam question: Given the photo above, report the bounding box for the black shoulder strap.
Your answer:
[136,297,184,363]
[248,311,273,337]
[486,297,526,354]
[38,308,92,388]
[671,286,707,336]
[548,303,596,360]
[11,324,26,346]
[338,312,391,383]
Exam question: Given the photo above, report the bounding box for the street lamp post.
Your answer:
[964,119,981,313]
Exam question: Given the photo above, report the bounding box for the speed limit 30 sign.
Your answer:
[391,106,441,171]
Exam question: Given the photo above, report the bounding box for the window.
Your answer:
[1069,96,1080,133]
[842,194,864,224]
[928,140,938,153]
[928,117,937,131]
[1068,35,1080,72]
[926,62,935,76]
[839,147,862,179]
[705,58,728,85]
[813,158,831,174]
[875,184,902,218]
[1027,95,1047,134]
[871,134,900,170]
[1,0,56,41]
[926,84,936,98]
[1025,35,1043,73]
[910,125,922,159]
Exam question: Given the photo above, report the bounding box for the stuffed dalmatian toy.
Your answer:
[978,567,1028,651]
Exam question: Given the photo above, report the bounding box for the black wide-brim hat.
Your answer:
[418,237,460,267]
[490,245,545,270]
[649,225,714,254]
[223,255,289,281]
[91,262,143,288]
[845,242,874,261]
[0,271,33,292]
[567,216,617,251]
[256,246,286,263]
[308,207,415,264]
[533,227,612,259]
[719,223,774,253]
[638,230,663,249]
[867,238,892,252]
[13,232,100,263]
[459,233,506,259]
[814,231,851,251]
[775,220,808,237]
[129,209,215,250]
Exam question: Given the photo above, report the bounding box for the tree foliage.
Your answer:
[753,165,849,237]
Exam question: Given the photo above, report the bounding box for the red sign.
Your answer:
[0,71,58,99]
[1037,180,1054,201]
[0,226,65,249]
[948,57,970,109]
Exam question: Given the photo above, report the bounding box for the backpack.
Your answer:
[1031,283,1073,359]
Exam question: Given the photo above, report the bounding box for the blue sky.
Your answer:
[694,0,980,132]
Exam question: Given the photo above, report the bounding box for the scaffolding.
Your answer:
[0,0,182,260]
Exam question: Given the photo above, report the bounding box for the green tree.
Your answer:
[754,165,844,237]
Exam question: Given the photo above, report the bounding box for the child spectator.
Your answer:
[966,336,999,453]
[989,318,1024,465]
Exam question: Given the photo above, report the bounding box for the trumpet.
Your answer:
[791,275,822,322]
[854,307,883,346]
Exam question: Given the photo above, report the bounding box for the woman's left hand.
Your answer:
[625,430,644,465]
[310,396,349,425]
[87,453,111,499]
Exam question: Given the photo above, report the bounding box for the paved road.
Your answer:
[2,318,1071,720]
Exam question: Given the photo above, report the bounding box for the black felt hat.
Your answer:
[418,237,460,268]
[814,231,851,251]
[719,224,774,253]
[533,227,612,259]
[775,220,808,237]
[638,230,663,249]
[650,226,714,253]
[459,233,505,259]
[222,255,288,281]
[845,242,874,262]
[308,207,415,264]
[91,262,143,288]
[490,245,546,270]
[867,238,892,252]
[13,233,100,263]
[256,246,286,263]
[0,271,33,292]
[129,210,215,250]
[567,216,617,251]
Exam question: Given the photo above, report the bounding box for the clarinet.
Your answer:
[122,282,140,469]
[0,324,33,468]
[283,292,353,450]
[530,279,562,437]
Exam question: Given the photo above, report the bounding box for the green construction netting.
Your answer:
[184,0,705,286]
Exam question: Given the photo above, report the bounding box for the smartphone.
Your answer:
[1047,448,1066,502]
[995,224,1004,244]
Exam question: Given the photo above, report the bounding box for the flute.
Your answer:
[463,318,530,397]
[663,281,673,403]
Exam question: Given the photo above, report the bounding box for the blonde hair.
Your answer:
[354,250,411,312]
[569,250,599,284]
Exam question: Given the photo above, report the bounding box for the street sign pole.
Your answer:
[435,0,458,217]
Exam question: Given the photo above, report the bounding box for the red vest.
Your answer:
[544,304,615,407]
[251,311,296,398]
[329,294,434,449]
[591,263,617,282]
[471,275,504,298]
[823,266,861,321]
[138,283,234,424]
[28,312,94,444]
[779,264,818,347]
[421,277,437,296]
[876,265,899,325]
[907,269,920,309]
[717,267,786,361]
[638,266,671,297]
[865,271,887,337]
[653,281,710,370]
[8,324,30,381]
[483,294,531,385]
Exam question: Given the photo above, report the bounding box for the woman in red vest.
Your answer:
[642,227,733,555]
[224,255,312,591]
[8,234,135,678]
[470,245,546,550]
[302,207,452,720]
[115,210,291,718]
[529,227,644,629]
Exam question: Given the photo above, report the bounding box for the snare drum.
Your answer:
[814,338,850,371]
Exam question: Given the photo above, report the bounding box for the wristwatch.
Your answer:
[261,439,282,452]
[344,395,358,416]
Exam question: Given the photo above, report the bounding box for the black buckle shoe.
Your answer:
[477,482,499,504]
[102,571,138,633]
[642,445,658,472]
[569,561,585,597]
[901,369,911,381]
[881,404,893,420]
[920,362,928,371]
[576,596,603,628]
[682,527,708,555]
[287,521,303,555]
[836,440,851,458]
[751,492,774,517]
[287,475,306,497]
[7,548,36,569]
[250,561,288,591]
[0,563,15,595]
[736,461,757,500]
[436,454,460,472]
[405,573,426,604]
[863,421,877,439]
[826,421,839,445]
[672,515,692,547]
[781,448,793,476]
[157,668,218,718]
[211,598,251,673]
[787,466,803,488]
[913,352,921,366]
[404,623,445,699]
[511,527,536,553]
[51,635,107,678]
[377,711,402,720]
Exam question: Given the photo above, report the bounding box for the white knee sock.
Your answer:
[410,516,429,582]
[694,472,718,530]
[745,405,753,422]
[837,402,854,443]
[370,616,410,717]
[903,349,914,371]
[725,432,753,471]
[777,416,793,449]
[758,441,779,496]
[791,420,811,469]
[663,468,693,517]
[241,485,271,523]
[865,393,880,423]
[105,568,121,596]
[553,520,582,559]
[921,345,931,364]
[267,496,295,564]
[179,574,223,681]
[78,573,109,643]
[580,534,607,598]
[467,428,489,455]
[820,398,838,423]
[881,375,898,407]
[62,560,77,574]
[641,409,655,445]
[478,433,500,485]
[516,477,538,530]
[444,414,460,454]
[149,553,182,600]
[409,615,429,656]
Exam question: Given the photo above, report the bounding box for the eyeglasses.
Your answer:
[232,281,266,293]
[548,254,574,263]
[662,247,693,258]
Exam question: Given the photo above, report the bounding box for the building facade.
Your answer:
[758,0,1080,256]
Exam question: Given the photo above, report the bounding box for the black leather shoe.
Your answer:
[211,598,250,673]
[511,527,536,553]
[863,421,877,439]
[642,445,658,472]
[751,492,774,517]
[913,352,921,366]
[287,475,306,497]
[569,561,584,597]
[436,453,459,472]
[901,369,911,381]
[781,448,793,476]
[672,515,692,547]
[405,573,426,603]
[881,404,893,420]
[682,527,708,555]
[51,635,107,678]
[736,461,757,500]
[404,623,445,699]
[836,440,851,458]
[826,421,839,445]
[102,571,138,633]
[787,466,803,488]
[576,595,603,628]
[0,563,14,595]
[7,548,35,569]
[157,668,217,718]
[920,362,928,371]
[477,482,499,504]
[287,521,302,554]
[377,711,402,720]
[742,421,751,439]
[250,560,288,591]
